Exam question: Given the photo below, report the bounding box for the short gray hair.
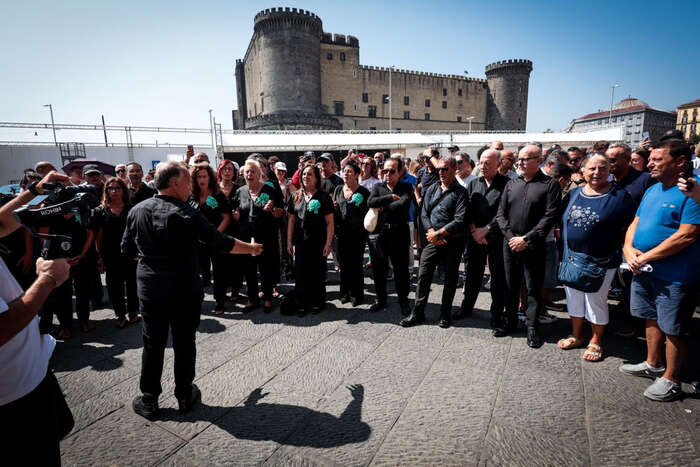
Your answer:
[439,154,458,168]
[480,149,501,161]
[154,161,188,190]
[608,143,632,157]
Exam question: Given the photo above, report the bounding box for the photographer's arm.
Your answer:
[0,258,70,347]
[0,171,70,238]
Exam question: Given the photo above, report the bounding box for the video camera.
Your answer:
[13,183,100,259]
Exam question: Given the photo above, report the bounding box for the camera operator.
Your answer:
[0,170,75,464]
[122,161,262,420]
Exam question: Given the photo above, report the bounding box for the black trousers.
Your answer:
[414,240,463,317]
[0,369,74,466]
[39,261,91,331]
[337,229,367,300]
[503,241,545,330]
[197,243,212,283]
[463,236,505,326]
[105,257,138,319]
[211,253,236,305]
[139,297,201,402]
[368,224,410,305]
[294,238,326,309]
[239,238,279,303]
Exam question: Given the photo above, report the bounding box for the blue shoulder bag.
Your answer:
[557,187,609,293]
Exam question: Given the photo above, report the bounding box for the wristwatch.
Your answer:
[27,181,42,196]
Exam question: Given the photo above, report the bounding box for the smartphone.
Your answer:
[642,131,649,140]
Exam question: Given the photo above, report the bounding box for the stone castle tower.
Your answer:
[485,59,533,131]
[235,8,341,130]
[235,8,532,132]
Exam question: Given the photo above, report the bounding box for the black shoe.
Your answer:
[178,384,201,413]
[438,318,452,329]
[340,295,351,304]
[242,302,260,313]
[369,301,386,313]
[132,396,159,420]
[492,327,507,337]
[351,296,364,307]
[399,302,411,316]
[527,327,543,349]
[400,312,425,328]
[458,300,473,317]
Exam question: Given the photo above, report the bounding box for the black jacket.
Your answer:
[465,174,509,235]
[420,180,466,240]
[367,181,413,226]
[495,171,561,246]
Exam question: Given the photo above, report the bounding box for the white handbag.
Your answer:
[363,207,380,232]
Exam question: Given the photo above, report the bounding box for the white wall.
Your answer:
[0,145,207,184]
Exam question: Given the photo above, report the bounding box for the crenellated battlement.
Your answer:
[321,33,359,47]
[485,59,533,74]
[359,65,486,83]
[254,7,322,34]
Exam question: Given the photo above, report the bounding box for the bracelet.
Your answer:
[40,272,59,288]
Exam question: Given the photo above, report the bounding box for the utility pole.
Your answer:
[467,116,474,133]
[208,109,215,151]
[43,104,57,146]
[101,115,108,146]
[388,66,394,131]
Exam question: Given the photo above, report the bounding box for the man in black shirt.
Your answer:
[496,144,561,348]
[127,162,157,205]
[122,161,262,420]
[456,149,509,329]
[319,153,344,193]
[367,158,413,314]
[414,148,440,254]
[401,155,466,328]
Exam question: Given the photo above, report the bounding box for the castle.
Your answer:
[234,7,533,132]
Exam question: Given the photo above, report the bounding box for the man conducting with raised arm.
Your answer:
[123,161,262,420]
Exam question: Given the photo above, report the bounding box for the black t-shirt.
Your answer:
[321,174,344,194]
[188,192,230,231]
[130,183,157,206]
[90,204,131,263]
[332,184,370,236]
[288,190,334,244]
[231,184,278,242]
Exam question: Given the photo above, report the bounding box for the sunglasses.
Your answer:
[115,169,125,174]
[382,169,396,174]
[607,158,617,164]
[568,158,581,164]
[107,186,122,191]
[437,167,451,172]
[456,159,465,164]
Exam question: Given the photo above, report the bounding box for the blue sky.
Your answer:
[2,0,698,134]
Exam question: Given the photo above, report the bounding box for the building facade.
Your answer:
[676,99,700,143]
[568,98,676,148]
[234,7,532,131]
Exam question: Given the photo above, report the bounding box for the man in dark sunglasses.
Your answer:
[115,164,128,183]
[367,159,414,315]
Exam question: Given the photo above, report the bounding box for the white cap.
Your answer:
[275,162,288,171]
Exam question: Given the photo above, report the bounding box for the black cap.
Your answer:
[659,129,685,142]
[447,145,459,151]
[302,151,315,160]
[318,153,332,162]
[83,164,102,175]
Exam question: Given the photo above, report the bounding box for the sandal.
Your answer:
[583,343,603,362]
[81,322,96,333]
[557,336,585,350]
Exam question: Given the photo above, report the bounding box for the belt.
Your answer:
[378,223,404,229]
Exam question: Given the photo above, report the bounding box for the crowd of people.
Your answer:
[2,131,700,460]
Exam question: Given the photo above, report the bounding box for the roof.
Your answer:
[678,99,700,109]
[575,104,674,122]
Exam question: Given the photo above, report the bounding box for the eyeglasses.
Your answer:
[436,167,451,172]
[221,166,234,171]
[115,169,125,174]
[515,156,539,164]
[382,169,396,174]
[455,159,465,165]
[107,186,122,191]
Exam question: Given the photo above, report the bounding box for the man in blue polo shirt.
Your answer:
[621,139,700,401]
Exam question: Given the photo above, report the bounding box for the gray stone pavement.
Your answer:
[54,268,700,465]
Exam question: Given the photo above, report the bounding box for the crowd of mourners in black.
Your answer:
[2,130,700,454]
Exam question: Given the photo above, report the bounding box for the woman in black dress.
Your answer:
[217,159,243,301]
[189,163,231,314]
[287,164,334,315]
[333,162,370,306]
[92,177,138,328]
[231,160,281,313]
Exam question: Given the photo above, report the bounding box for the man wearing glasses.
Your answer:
[498,150,518,180]
[367,158,413,315]
[496,144,562,348]
[115,164,129,183]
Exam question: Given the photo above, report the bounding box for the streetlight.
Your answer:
[388,65,395,131]
[609,84,620,124]
[43,104,57,146]
[466,116,474,133]
[208,109,215,151]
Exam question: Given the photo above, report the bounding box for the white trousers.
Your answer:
[564,268,616,325]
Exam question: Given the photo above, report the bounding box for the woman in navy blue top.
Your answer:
[557,154,634,361]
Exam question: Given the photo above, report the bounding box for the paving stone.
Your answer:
[587,400,699,466]
[61,408,185,466]
[333,321,396,345]
[480,421,587,466]
[60,357,140,406]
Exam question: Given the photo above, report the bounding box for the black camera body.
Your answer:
[13,183,100,259]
